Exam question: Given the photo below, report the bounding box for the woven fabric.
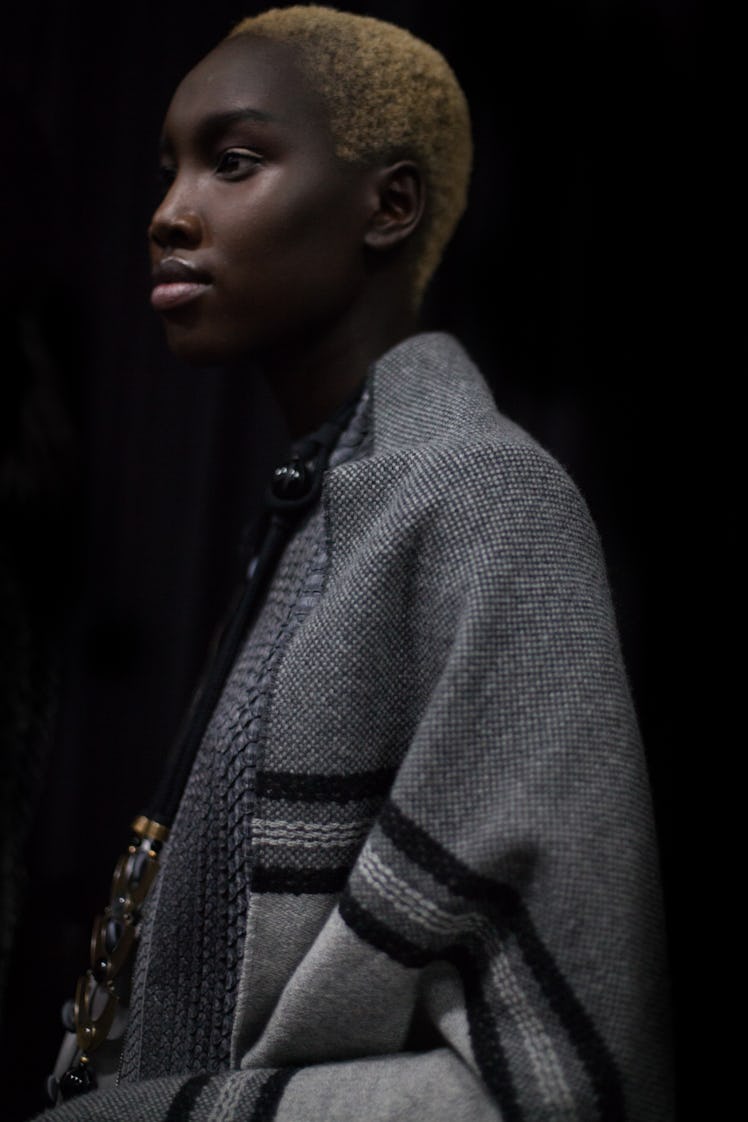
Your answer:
[37,333,671,1121]
[120,388,372,1081]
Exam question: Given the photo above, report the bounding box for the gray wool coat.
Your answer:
[40,333,672,1121]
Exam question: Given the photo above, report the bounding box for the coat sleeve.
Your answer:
[248,443,671,1121]
[284,442,671,1122]
[35,445,671,1122]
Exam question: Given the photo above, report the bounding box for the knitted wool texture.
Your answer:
[120,390,373,1079]
[37,334,672,1122]
[227,6,472,301]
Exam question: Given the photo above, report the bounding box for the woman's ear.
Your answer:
[364,161,425,251]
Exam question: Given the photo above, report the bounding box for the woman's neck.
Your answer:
[255,294,419,438]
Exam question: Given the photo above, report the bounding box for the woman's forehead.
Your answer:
[164,35,330,139]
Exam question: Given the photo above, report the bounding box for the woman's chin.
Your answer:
[162,326,240,368]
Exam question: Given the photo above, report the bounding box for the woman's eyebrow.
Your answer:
[159,107,277,155]
[199,107,277,133]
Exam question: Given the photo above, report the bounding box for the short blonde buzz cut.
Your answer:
[228,5,472,303]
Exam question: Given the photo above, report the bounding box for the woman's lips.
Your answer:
[150,257,211,312]
[150,280,210,311]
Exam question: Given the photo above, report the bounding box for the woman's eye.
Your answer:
[157,165,176,191]
[215,149,262,178]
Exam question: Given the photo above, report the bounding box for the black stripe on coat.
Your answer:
[250,1068,298,1122]
[164,1073,212,1121]
[338,888,431,968]
[378,799,625,1122]
[338,891,520,1121]
[252,864,350,895]
[255,767,396,803]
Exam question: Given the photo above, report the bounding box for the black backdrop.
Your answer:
[1,0,699,1114]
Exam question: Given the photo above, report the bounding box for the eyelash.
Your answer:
[215,148,263,178]
[157,148,263,192]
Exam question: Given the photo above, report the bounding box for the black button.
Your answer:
[59,1060,96,1098]
[271,458,310,500]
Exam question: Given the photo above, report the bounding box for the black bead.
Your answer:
[271,459,310,500]
[59,1060,96,1098]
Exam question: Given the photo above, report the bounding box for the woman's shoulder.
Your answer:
[326,333,602,574]
[367,331,532,455]
[365,334,587,505]
[358,333,565,483]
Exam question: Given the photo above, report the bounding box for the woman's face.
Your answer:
[150,35,374,366]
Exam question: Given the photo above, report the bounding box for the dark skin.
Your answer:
[149,34,425,436]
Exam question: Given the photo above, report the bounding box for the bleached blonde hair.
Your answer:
[228,6,472,302]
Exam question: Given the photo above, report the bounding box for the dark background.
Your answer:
[1,0,700,1115]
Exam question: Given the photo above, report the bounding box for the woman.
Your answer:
[40,7,671,1120]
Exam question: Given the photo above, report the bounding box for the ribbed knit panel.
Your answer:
[120,389,372,1081]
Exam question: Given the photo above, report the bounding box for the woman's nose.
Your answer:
[149,182,202,249]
